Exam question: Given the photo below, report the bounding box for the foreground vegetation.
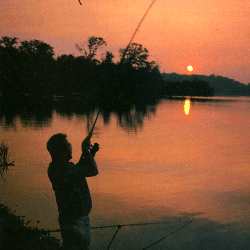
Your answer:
[0,203,61,250]
[0,142,14,180]
[0,36,214,101]
[0,142,61,249]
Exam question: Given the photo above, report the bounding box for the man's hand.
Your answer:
[90,143,100,157]
[81,134,92,156]
[77,134,99,176]
[81,133,99,157]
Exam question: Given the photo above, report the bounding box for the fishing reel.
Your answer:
[85,110,101,157]
[90,143,99,157]
[81,136,99,157]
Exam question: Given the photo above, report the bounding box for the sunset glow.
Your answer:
[0,0,249,84]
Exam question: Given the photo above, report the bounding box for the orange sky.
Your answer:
[1,0,249,84]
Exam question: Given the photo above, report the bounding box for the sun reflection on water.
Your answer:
[184,99,191,115]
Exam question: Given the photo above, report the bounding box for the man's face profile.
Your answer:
[47,133,73,162]
[63,140,72,162]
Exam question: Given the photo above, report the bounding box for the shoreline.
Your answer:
[0,202,61,250]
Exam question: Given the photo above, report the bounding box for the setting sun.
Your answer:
[187,65,193,72]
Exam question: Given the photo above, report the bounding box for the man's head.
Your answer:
[47,133,72,162]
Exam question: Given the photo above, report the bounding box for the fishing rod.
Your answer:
[86,110,101,157]
[121,0,157,62]
[85,0,157,136]
[89,110,101,136]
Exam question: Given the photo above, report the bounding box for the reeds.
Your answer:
[0,142,14,180]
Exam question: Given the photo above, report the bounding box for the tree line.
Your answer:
[0,36,214,103]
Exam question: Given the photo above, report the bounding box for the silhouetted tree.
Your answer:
[0,36,18,49]
[54,54,77,95]
[76,36,107,63]
[0,37,56,96]
[0,37,21,95]
[136,63,165,98]
[101,51,115,64]
[18,40,55,95]
[119,43,150,68]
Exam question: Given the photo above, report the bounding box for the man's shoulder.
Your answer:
[48,162,80,186]
[48,162,76,176]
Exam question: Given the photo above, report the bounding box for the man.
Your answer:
[47,133,99,250]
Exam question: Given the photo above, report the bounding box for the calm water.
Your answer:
[1,96,250,249]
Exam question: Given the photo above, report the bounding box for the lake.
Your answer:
[1,96,250,249]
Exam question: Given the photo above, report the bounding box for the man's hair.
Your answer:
[47,133,70,159]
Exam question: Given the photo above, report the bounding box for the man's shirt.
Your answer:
[48,162,92,224]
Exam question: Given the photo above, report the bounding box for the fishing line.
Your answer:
[41,220,192,250]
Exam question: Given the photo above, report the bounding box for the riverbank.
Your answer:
[0,203,61,250]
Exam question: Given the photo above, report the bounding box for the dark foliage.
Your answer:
[0,37,54,96]
[164,79,214,97]
[162,73,249,96]
[0,203,61,250]
[0,36,214,101]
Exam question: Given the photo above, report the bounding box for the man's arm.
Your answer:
[76,151,98,177]
[76,135,99,177]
